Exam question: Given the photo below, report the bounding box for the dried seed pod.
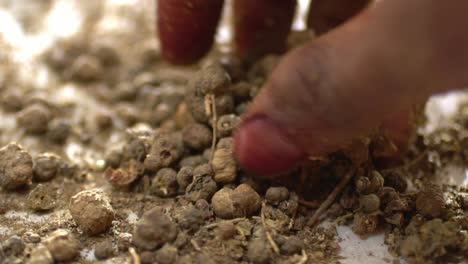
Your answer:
[384,213,405,226]
[416,183,445,218]
[217,137,234,149]
[182,123,212,150]
[378,187,398,205]
[176,166,194,193]
[190,63,231,96]
[186,164,218,202]
[229,81,252,99]
[47,119,71,143]
[67,55,103,82]
[123,139,149,162]
[132,207,178,250]
[105,160,143,188]
[179,155,207,168]
[368,171,385,193]
[352,212,379,236]
[265,187,289,205]
[212,142,237,184]
[383,170,408,193]
[355,176,371,194]
[359,194,381,213]
[385,198,410,214]
[217,114,241,137]
[211,184,261,219]
[144,134,183,172]
[150,168,178,198]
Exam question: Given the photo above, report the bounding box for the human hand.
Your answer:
[158,0,468,176]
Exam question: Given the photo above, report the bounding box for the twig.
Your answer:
[261,202,280,254]
[288,205,298,230]
[210,94,218,162]
[297,249,308,264]
[298,199,320,208]
[191,239,201,251]
[129,248,140,264]
[308,169,355,226]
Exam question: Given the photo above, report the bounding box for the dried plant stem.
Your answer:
[129,248,140,264]
[308,169,355,226]
[261,202,280,254]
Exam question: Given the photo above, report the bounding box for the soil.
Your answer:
[0,1,467,264]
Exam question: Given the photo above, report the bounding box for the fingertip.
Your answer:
[157,0,224,64]
[234,115,305,177]
[233,0,296,61]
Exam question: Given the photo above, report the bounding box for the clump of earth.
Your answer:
[0,1,466,264]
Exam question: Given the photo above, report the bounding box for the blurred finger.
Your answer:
[307,0,370,35]
[158,0,224,64]
[233,0,296,61]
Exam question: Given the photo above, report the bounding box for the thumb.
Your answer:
[234,0,468,176]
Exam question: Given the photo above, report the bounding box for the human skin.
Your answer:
[157,0,468,176]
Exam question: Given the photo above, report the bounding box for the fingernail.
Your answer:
[234,116,305,176]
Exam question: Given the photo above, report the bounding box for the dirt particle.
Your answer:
[1,90,24,112]
[151,168,178,197]
[33,153,61,182]
[176,207,205,233]
[69,189,115,235]
[94,240,114,260]
[280,236,303,255]
[399,219,461,262]
[17,103,52,134]
[353,212,379,236]
[23,232,41,243]
[140,251,155,264]
[0,143,33,190]
[1,236,25,257]
[27,184,56,211]
[211,184,261,219]
[155,244,178,264]
[265,187,289,205]
[43,229,81,262]
[416,183,445,218]
[132,207,178,250]
[95,112,113,130]
[29,244,53,264]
